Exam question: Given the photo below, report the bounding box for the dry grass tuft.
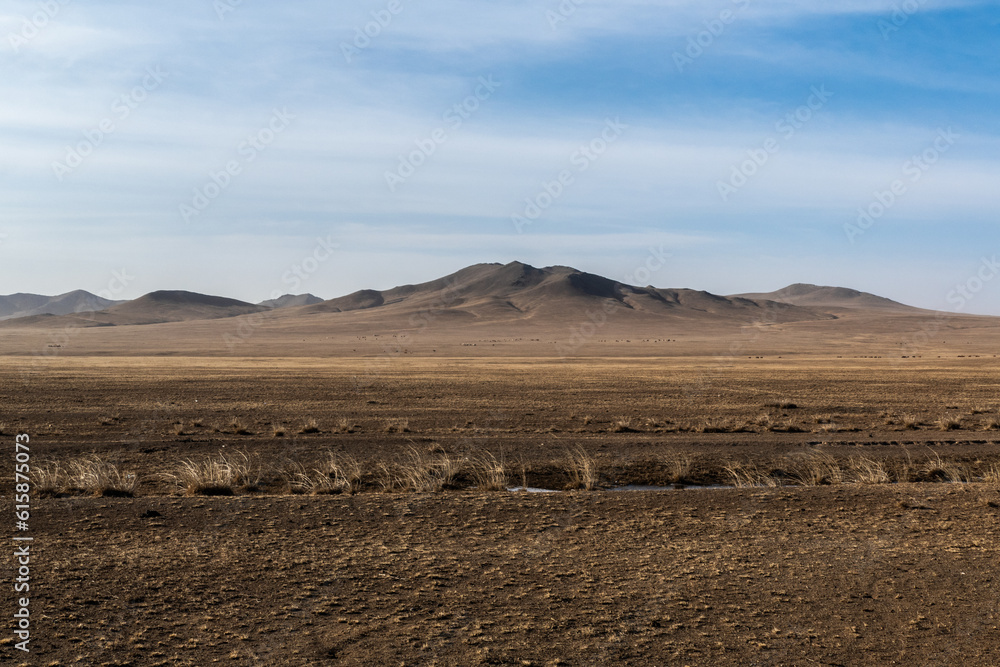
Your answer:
[696,418,733,434]
[643,417,666,430]
[335,417,355,433]
[514,457,529,490]
[791,451,843,486]
[468,451,508,491]
[919,451,973,483]
[272,424,287,437]
[47,456,140,497]
[723,461,780,488]
[764,400,798,409]
[33,462,68,496]
[983,464,1000,485]
[164,450,261,496]
[227,417,252,435]
[661,453,694,484]
[564,446,600,490]
[378,447,462,493]
[981,415,1000,431]
[299,418,321,434]
[936,416,962,431]
[611,416,637,433]
[754,415,804,433]
[384,418,410,434]
[848,456,892,484]
[901,414,921,430]
[887,453,915,483]
[287,453,362,495]
[777,422,807,433]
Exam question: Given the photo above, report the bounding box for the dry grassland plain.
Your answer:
[3,349,1000,665]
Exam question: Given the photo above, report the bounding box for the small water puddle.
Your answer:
[511,481,978,494]
[507,486,560,493]
[507,484,736,493]
[610,484,731,491]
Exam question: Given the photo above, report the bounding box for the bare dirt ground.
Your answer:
[3,355,1000,665]
[6,487,1000,666]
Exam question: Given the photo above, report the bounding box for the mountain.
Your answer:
[2,290,267,327]
[299,261,835,325]
[0,293,49,319]
[731,283,918,312]
[0,290,123,320]
[3,262,993,358]
[258,293,323,309]
[97,291,266,325]
[0,265,924,332]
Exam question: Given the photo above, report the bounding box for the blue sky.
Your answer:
[2,0,998,313]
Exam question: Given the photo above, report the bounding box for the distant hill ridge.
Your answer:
[299,262,915,322]
[0,290,122,321]
[1,263,924,327]
[135,290,255,308]
[731,283,913,311]
[96,290,265,325]
[258,293,323,309]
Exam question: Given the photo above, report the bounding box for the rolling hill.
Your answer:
[0,290,123,320]
[258,293,323,309]
[732,283,919,312]
[102,291,265,324]
[301,262,835,325]
[2,291,266,328]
